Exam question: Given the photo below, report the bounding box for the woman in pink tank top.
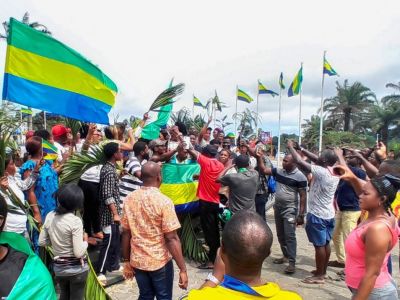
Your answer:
[344,175,400,300]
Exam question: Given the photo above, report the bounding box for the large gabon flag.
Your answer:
[2,18,117,124]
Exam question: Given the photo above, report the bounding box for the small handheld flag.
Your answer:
[20,107,32,116]
[193,96,204,108]
[237,88,254,103]
[288,67,303,97]
[279,72,285,90]
[42,139,58,161]
[258,80,278,96]
[323,58,338,76]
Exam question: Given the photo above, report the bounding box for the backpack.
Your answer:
[267,175,276,194]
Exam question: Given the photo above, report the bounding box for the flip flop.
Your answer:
[197,263,214,270]
[301,276,325,284]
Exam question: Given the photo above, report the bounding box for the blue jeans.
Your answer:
[348,279,398,299]
[134,260,174,300]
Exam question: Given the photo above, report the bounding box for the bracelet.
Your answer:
[206,273,220,285]
[122,258,130,262]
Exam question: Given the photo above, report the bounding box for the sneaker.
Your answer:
[273,257,288,264]
[97,274,107,286]
[284,264,296,274]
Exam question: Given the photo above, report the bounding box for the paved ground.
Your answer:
[106,210,400,300]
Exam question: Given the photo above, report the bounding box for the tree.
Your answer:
[324,80,376,132]
[216,115,232,132]
[233,108,260,138]
[370,101,400,145]
[302,115,321,149]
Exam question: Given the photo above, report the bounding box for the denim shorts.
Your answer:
[305,213,335,247]
[348,279,398,300]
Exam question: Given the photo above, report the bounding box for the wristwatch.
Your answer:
[206,273,220,285]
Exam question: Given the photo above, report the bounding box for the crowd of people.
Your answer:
[1,113,400,300]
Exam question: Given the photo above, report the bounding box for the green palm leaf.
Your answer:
[148,83,185,111]
[85,257,111,300]
[60,143,107,185]
[179,215,208,263]
[64,117,82,137]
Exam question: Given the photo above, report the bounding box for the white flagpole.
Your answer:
[235,85,238,136]
[256,81,259,129]
[298,62,303,145]
[44,111,47,130]
[318,51,326,153]
[277,86,283,167]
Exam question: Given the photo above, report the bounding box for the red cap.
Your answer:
[52,124,68,137]
[25,130,35,139]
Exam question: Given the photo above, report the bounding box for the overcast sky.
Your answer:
[1,0,400,134]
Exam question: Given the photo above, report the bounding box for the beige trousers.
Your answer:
[332,210,361,264]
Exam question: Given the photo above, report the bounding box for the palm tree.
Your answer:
[233,108,260,138]
[382,81,400,105]
[302,115,321,149]
[370,101,400,145]
[324,80,376,132]
[216,115,232,132]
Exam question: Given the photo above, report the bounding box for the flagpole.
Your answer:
[256,81,259,129]
[235,85,238,136]
[318,51,326,153]
[192,94,194,120]
[44,111,47,130]
[277,86,282,167]
[298,62,303,145]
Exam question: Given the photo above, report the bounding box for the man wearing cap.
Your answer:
[149,139,180,163]
[187,144,224,269]
[51,124,72,163]
[216,155,259,214]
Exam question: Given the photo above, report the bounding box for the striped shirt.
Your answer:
[119,157,146,202]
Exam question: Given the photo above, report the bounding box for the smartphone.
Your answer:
[183,136,191,150]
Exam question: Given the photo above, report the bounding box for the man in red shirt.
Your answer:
[188,144,224,269]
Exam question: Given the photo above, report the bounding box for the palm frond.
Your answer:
[60,143,107,185]
[148,83,185,111]
[64,117,82,137]
[179,215,208,263]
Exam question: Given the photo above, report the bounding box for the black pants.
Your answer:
[57,270,88,300]
[199,200,220,263]
[96,224,121,274]
[255,193,269,221]
[78,180,101,234]
[274,205,297,264]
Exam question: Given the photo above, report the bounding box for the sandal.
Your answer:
[197,263,214,270]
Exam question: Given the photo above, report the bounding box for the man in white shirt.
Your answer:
[287,140,339,284]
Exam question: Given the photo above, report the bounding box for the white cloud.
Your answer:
[1,0,400,135]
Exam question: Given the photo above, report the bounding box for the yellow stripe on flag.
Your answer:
[160,182,198,206]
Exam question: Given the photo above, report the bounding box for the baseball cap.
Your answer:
[149,139,167,149]
[52,124,68,138]
[226,132,235,138]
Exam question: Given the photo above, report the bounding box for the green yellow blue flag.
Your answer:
[288,66,303,97]
[323,58,338,76]
[258,80,278,97]
[2,18,117,124]
[237,88,254,103]
[141,79,174,140]
[20,107,32,116]
[279,72,285,90]
[42,139,58,161]
[193,96,204,107]
[160,163,200,213]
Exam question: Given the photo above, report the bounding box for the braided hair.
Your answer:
[370,174,400,213]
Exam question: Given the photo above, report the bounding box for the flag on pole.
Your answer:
[193,96,204,107]
[323,58,338,76]
[237,88,254,103]
[288,67,303,97]
[160,163,200,213]
[141,79,174,140]
[279,72,285,90]
[258,80,278,96]
[2,18,117,124]
[42,139,58,161]
[20,107,32,116]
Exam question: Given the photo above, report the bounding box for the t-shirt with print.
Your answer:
[308,165,340,220]
[219,170,259,213]
[273,167,307,209]
[197,154,224,203]
[121,187,181,271]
